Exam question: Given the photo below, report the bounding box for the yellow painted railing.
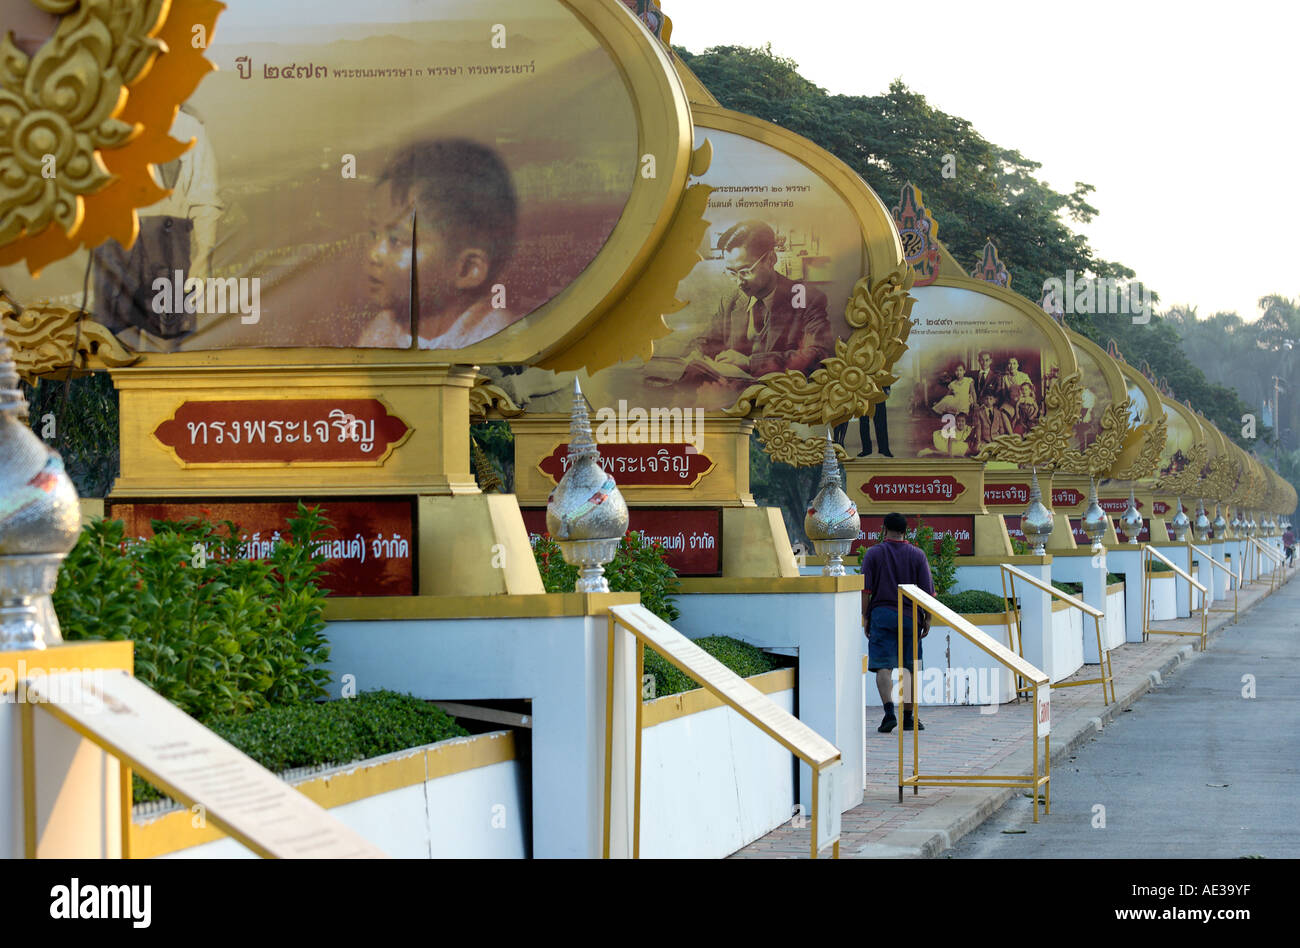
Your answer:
[1249,538,1284,592]
[1142,545,1208,651]
[605,603,843,859]
[999,564,1114,706]
[896,584,1052,822]
[1188,543,1237,618]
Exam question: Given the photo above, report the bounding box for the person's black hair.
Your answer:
[379,138,518,285]
[718,219,776,259]
[883,512,908,534]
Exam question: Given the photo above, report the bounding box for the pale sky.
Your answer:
[672,0,1297,323]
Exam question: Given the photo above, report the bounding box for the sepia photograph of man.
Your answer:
[690,219,834,380]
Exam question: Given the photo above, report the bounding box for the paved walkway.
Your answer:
[732,562,1295,858]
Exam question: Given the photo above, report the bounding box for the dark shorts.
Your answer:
[866,605,923,672]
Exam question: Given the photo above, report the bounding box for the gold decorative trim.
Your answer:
[1204,452,1237,502]
[754,417,846,467]
[1156,440,1207,495]
[1053,398,1133,476]
[725,263,915,426]
[0,0,167,246]
[1,0,224,274]
[468,375,523,420]
[0,301,139,382]
[976,372,1084,469]
[1112,412,1167,481]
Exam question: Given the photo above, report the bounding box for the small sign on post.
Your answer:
[816,759,842,853]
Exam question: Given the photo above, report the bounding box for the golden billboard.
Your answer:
[0,0,697,367]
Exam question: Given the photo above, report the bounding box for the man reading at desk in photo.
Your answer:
[861,512,934,733]
[689,220,834,381]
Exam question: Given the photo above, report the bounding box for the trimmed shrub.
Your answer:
[135,691,468,803]
[937,589,1008,614]
[643,635,777,699]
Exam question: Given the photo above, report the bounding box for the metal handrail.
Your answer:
[1249,538,1283,591]
[1190,543,1237,616]
[999,564,1114,705]
[605,603,842,859]
[1143,545,1209,651]
[896,584,1052,822]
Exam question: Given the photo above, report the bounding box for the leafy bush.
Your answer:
[911,519,959,595]
[643,635,777,699]
[533,530,681,622]
[1052,580,1083,595]
[1148,561,1173,572]
[1010,536,1032,556]
[1107,573,1124,585]
[55,504,333,719]
[937,589,1008,614]
[134,691,468,803]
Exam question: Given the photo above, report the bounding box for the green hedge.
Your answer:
[1052,580,1083,595]
[642,635,778,699]
[135,691,467,803]
[1107,573,1124,585]
[936,589,1007,614]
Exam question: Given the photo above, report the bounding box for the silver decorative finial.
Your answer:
[545,381,629,593]
[1193,499,1211,543]
[1082,475,1108,552]
[804,430,860,576]
[1212,503,1227,540]
[1168,497,1191,542]
[0,327,82,651]
[1019,467,1053,556]
[1118,485,1143,544]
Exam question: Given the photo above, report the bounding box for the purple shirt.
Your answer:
[1285,530,1295,546]
[861,538,934,614]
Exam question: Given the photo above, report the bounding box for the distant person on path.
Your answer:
[1285,526,1295,566]
[861,512,934,733]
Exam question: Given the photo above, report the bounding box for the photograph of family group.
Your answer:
[892,348,1058,459]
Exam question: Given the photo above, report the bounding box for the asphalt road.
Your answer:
[945,577,1300,858]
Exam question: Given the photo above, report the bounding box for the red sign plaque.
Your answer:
[1067,519,1091,546]
[852,515,975,556]
[155,399,410,465]
[538,442,714,488]
[1052,488,1084,507]
[1098,497,1143,514]
[984,483,1029,506]
[862,476,966,503]
[522,508,722,576]
[1152,501,1174,515]
[107,500,415,597]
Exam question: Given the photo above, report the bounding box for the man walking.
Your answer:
[862,513,934,732]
